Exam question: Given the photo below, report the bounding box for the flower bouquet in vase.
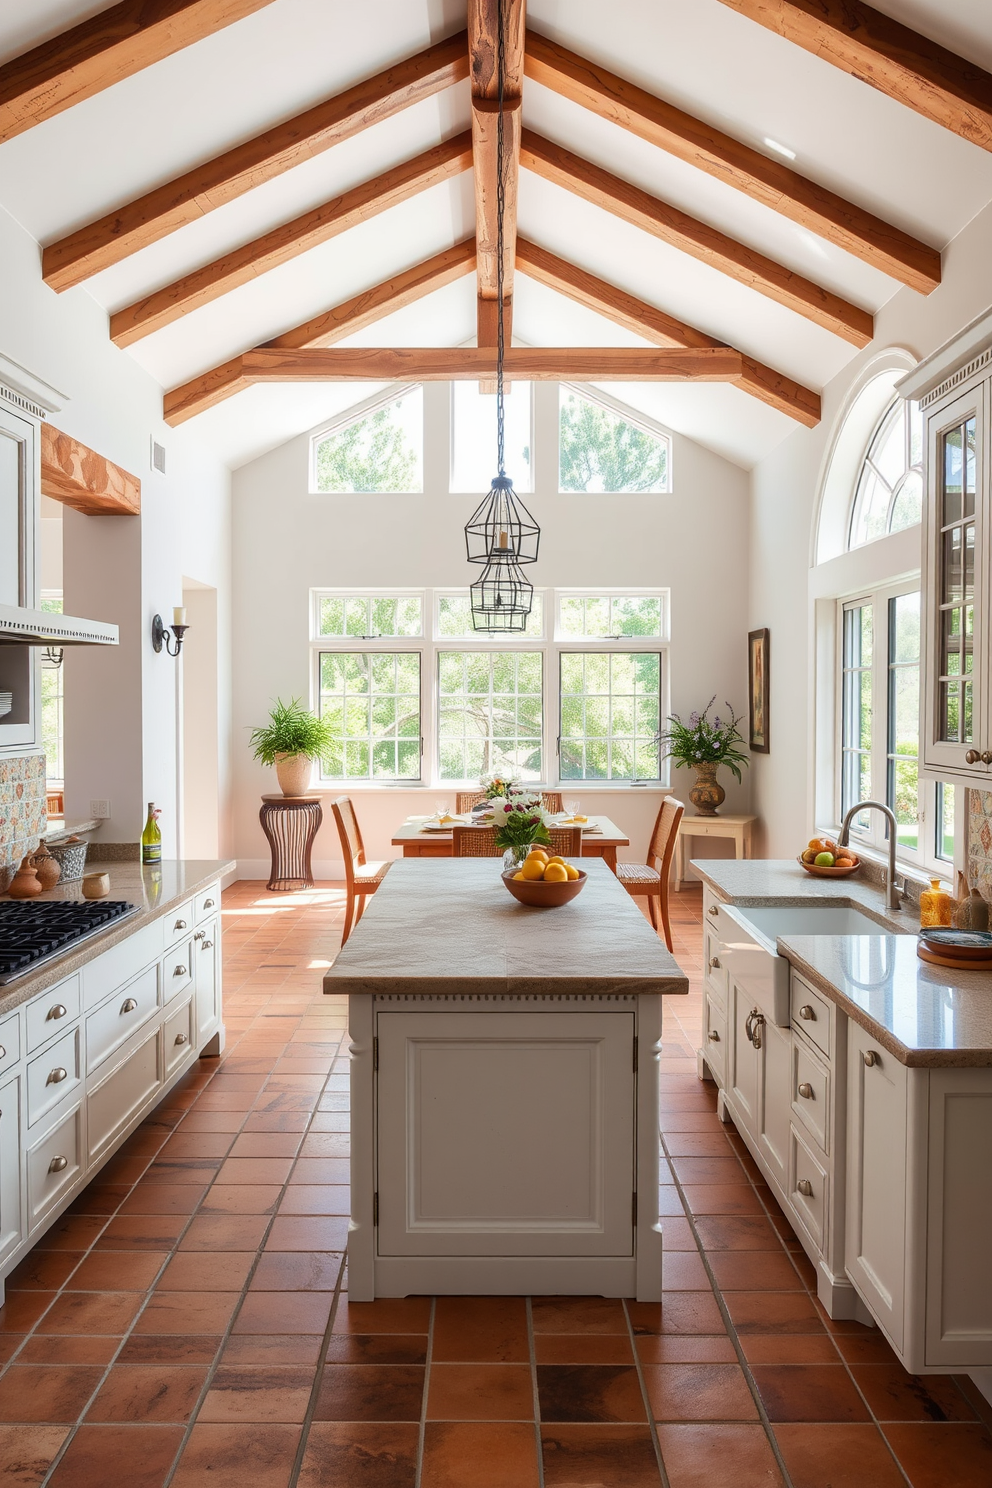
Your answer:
[660,697,749,816]
[491,791,553,871]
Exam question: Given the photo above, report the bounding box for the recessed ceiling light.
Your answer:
[763,137,797,160]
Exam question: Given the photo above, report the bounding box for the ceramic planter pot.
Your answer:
[689,761,725,816]
[275,753,313,796]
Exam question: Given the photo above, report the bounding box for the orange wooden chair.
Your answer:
[330,797,391,946]
[615,797,685,951]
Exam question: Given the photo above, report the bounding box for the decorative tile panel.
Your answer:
[0,752,47,869]
[967,789,992,900]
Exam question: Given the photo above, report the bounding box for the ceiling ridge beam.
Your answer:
[716,0,992,153]
[234,346,751,382]
[515,238,819,426]
[520,129,873,347]
[0,0,277,146]
[42,30,470,291]
[162,240,477,424]
[109,132,474,347]
[524,28,940,294]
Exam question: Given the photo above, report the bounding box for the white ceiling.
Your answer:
[1,0,990,470]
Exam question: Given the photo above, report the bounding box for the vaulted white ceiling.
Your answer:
[1,0,990,470]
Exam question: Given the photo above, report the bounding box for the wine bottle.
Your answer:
[141,802,162,864]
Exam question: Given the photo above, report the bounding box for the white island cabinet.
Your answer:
[325,858,688,1302]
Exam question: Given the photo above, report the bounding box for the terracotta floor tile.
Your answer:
[289,1157,350,1183]
[531,1298,627,1335]
[177,1214,270,1251]
[739,1335,841,1365]
[229,1133,303,1157]
[427,1362,535,1420]
[242,1111,312,1133]
[0,1291,57,1333]
[708,1250,806,1292]
[297,1421,418,1488]
[169,1422,301,1487]
[643,1362,759,1422]
[0,1423,70,1486]
[6,1251,83,1292]
[536,1365,646,1423]
[636,1335,737,1364]
[118,1185,206,1215]
[177,1112,246,1133]
[46,1423,185,1488]
[670,1156,750,1186]
[882,1423,992,1488]
[221,1333,324,1365]
[751,1364,871,1423]
[215,1156,295,1185]
[276,1184,349,1214]
[680,1184,765,1215]
[657,1216,696,1250]
[87,1364,208,1423]
[661,1251,711,1291]
[774,1422,911,1488]
[298,1132,350,1158]
[534,1334,634,1365]
[541,1424,661,1486]
[432,1297,529,1363]
[199,1184,283,1215]
[656,1423,785,1488]
[68,1252,168,1291]
[421,1421,540,1488]
[659,1112,727,1134]
[117,1336,222,1365]
[694,1214,790,1251]
[332,1297,432,1334]
[157,1132,235,1160]
[851,1364,977,1423]
[0,1363,105,1422]
[250,1251,342,1291]
[92,1215,188,1250]
[32,1213,107,1252]
[157,1251,255,1291]
[658,1188,689,1216]
[325,1334,428,1365]
[35,1290,144,1335]
[724,1291,824,1335]
[234,1291,333,1336]
[198,1364,314,1423]
[312,1363,425,1421]
[133,1291,240,1335]
[665,1132,741,1158]
[628,1293,726,1336]
[18,1335,122,1365]
[67,1183,129,1215]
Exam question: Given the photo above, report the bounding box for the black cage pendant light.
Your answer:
[465,0,539,633]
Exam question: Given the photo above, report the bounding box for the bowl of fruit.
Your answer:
[798,838,860,877]
[502,847,587,907]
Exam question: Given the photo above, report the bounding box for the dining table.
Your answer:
[391,813,631,871]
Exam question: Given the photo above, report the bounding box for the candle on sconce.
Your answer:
[172,607,187,627]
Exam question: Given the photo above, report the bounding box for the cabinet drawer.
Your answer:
[86,964,159,1074]
[25,975,80,1053]
[27,1025,81,1127]
[28,1103,82,1227]
[164,996,195,1076]
[88,1028,161,1162]
[704,995,727,1084]
[791,976,831,1061]
[0,1011,20,1077]
[83,920,163,1009]
[164,902,194,950]
[792,1039,830,1152]
[163,940,193,1004]
[789,1123,827,1251]
[703,926,728,1007]
[194,884,220,924]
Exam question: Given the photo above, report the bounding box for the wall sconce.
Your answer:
[152,608,188,657]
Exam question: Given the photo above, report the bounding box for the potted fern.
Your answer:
[249,698,333,797]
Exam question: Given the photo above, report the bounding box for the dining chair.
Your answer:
[456,789,487,813]
[451,825,582,858]
[615,797,685,951]
[330,796,391,946]
[542,791,564,814]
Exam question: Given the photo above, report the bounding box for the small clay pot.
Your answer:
[32,844,62,890]
[8,856,43,898]
[81,871,110,900]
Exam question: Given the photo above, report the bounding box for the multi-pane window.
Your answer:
[312,388,423,493]
[318,594,422,638]
[318,652,421,782]
[438,651,543,781]
[559,388,671,494]
[887,592,920,849]
[560,653,661,781]
[841,604,872,824]
[558,594,664,639]
[848,399,923,548]
[437,593,543,639]
[451,381,533,493]
[935,414,976,744]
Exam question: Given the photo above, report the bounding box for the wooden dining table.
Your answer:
[390,814,631,872]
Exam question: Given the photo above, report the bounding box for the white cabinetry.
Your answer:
[0,1075,21,1264]
[0,398,39,752]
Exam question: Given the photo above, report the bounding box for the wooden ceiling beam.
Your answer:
[230,345,756,382]
[716,0,992,153]
[0,0,276,145]
[109,133,473,347]
[520,130,872,347]
[43,32,469,291]
[40,424,141,515]
[525,29,940,293]
[515,238,820,426]
[163,240,477,424]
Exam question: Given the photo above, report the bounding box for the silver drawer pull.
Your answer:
[798,1082,814,1099]
[201,940,213,950]
[797,1178,813,1197]
[194,930,206,941]
[173,964,188,977]
[174,1032,189,1046]
[708,1030,720,1042]
[708,905,719,917]
[46,1067,68,1085]
[47,1004,68,1021]
[863,1049,879,1068]
[48,1155,68,1173]
[120,998,138,1014]
[798,1004,816,1021]
[204,898,215,909]
[174,919,188,930]
[709,956,721,969]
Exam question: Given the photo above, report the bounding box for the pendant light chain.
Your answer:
[495,0,507,476]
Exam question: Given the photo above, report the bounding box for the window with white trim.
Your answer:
[848,398,923,549]
[451,381,533,493]
[311,386,423,493]
[559,386,671,494]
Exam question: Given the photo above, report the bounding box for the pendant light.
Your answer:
[466,0,539,633]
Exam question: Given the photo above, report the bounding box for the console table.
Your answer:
[676,813,756,889]
[259,795,322,891]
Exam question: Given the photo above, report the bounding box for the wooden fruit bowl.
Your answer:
[797,855,860,878]
[501,868,587,907]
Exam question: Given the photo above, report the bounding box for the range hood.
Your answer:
[0,603,118,646]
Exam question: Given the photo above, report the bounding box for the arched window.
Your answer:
[848,398,923,549]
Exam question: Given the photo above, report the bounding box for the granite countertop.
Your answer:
[0,859,234,1014]
[324,857,689,998]
[691,858,912,932]
[780,934,992,1068]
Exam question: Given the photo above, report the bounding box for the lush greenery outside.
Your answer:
[559,595,661,638]
[438,651,542,781]
[318,653,421,780]
[319,595,422,638]
[559,390,669,493]
[887,592,920,848]
[313,390,423,493]
[560,652,661,781]
[842,603,873,830]
[437,593,543,639]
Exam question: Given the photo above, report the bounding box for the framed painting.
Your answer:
[748,628,769,754]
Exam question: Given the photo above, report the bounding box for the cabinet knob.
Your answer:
[201,940,213,950]
[174,1032,189,1046]
[709,956,721,969]
[983,752,992,766]
[708,905,719,917]
[798,1004,816,1021]
[798,1082,814,1099]
[863,1049,880,1068]
[797,1178,814,1197]
[204,898,215,909]
[194,929,206,941]
[48,1155,68,1173]
[46,1066,68,1085]
[173,965,188,977]
[966,749,981,764]
[120,998,138,1014]
[174,919,187,930]
[708,1030,720,1042]
[47,1004,67,1021]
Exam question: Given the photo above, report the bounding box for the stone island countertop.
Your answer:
[0,858,233,1014]
[324,857,688,999]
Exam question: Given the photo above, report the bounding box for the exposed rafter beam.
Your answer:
[515,238,820,426]
[520,130,872,347]
[525,29,940,293]
[41,424,141,514]
[43,32,470,291]
[163,241,477,424]
[0,0,276,145]
[109,133,473,347]
[716,0,992,153]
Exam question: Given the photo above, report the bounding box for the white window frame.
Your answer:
[558,384,673,495]
[449,380,535,495]
[308,383,423,496]
[310,586,670,789]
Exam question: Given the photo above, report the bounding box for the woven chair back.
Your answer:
[456,790,487,814]
[647,797,685,877]
[450,824,583,859]
[542,791,564,814]
[330,797,367,885]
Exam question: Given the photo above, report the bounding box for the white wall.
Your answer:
[0,204,233,858]
[231,379,751,874]
[748,197,992,856]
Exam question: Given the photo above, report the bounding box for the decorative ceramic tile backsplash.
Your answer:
[0,752,47,870]
[968,789,992,899]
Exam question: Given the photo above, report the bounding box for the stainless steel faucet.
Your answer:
[838,800,903,912]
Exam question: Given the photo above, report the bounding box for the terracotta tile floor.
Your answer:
[1,879,991,1486]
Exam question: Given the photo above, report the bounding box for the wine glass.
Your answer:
[434,799,450,820]
[565,798,580,821]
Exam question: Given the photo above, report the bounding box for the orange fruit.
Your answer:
[547,855,565,865]
[564,863,580,881]
[521,857,546,881]
[527,848,548,861]
[512,871,526,881]
[544,862,568,883]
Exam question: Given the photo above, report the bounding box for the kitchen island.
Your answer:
[324,857,688,1301]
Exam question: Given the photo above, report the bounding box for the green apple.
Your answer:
[814,851,835,867]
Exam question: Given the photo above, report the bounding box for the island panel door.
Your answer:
[376,1009,635,1257]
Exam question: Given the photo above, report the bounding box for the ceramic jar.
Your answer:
[32,844,62,890]
[8,857,43,898]
[689,762,726,816]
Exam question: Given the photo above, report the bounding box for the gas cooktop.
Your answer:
[0,900,140,985]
